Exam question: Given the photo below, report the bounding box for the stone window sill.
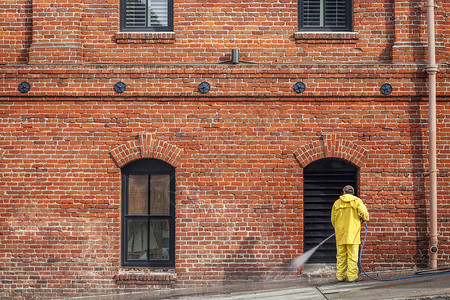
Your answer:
[294,32,359,44]
[115,32,176,44]
[114,269,177,285]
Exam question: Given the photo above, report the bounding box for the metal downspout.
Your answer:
[426,0,438,270]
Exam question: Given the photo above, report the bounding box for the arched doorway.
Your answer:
[303,158,359,263]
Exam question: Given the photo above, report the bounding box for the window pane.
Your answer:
[303,0,322,27]
[150,175,170,215]
[125,0,146,27]
[325,0,347,27]
[128,175,148,215]
[127,219,148,260]
[150,219,170,260]
[148,0,168,27]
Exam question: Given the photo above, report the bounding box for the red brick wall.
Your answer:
[0,0,32,64]
[0,0,449,298]
[1,0,448,65]
[0,97,449,298]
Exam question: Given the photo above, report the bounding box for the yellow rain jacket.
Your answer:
[331,194,369,245]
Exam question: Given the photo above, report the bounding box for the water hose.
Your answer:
[359,222,450,281]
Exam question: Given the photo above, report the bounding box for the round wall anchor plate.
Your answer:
[114,81,126,93]
[18,81,31,93]
[380,83,392,95]
[293,81,306,93]
[198,82,211,93]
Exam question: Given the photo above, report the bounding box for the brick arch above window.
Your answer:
[293,133,368,168]
[110,133,184,168]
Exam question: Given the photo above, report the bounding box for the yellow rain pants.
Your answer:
[336,244,360,281]
[331,194,369,281]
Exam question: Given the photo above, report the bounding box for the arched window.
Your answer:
[121,158,175,267]
[303,158,358,263]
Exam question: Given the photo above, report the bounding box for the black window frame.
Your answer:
[120,0,174,32]
[298,0,353,32]
[121,158,175,267]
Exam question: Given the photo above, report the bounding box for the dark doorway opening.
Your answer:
[303,158,359,263]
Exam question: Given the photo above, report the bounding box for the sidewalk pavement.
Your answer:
[75,270,450,300]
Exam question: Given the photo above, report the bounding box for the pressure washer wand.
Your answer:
[317,232,336,247]
[288,233,335,271]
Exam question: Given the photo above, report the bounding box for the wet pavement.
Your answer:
[161,273,450,300]
[73,270,450,300]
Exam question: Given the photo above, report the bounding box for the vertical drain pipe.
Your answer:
[426,0,439,270]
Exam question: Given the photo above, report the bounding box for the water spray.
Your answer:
[288,233,335,270]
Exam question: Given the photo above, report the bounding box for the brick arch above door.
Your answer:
[110,133,184,168]
[293,133,368,168]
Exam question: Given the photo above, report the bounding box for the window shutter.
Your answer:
[303,159,358,263]
[125,0,146,27]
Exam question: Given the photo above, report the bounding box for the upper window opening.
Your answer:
[299,0,352,31]
[121,0,174,32]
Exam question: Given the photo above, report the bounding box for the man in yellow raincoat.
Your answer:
[331,185,369,282]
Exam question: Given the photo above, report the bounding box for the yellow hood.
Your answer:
[331,194,369,245]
